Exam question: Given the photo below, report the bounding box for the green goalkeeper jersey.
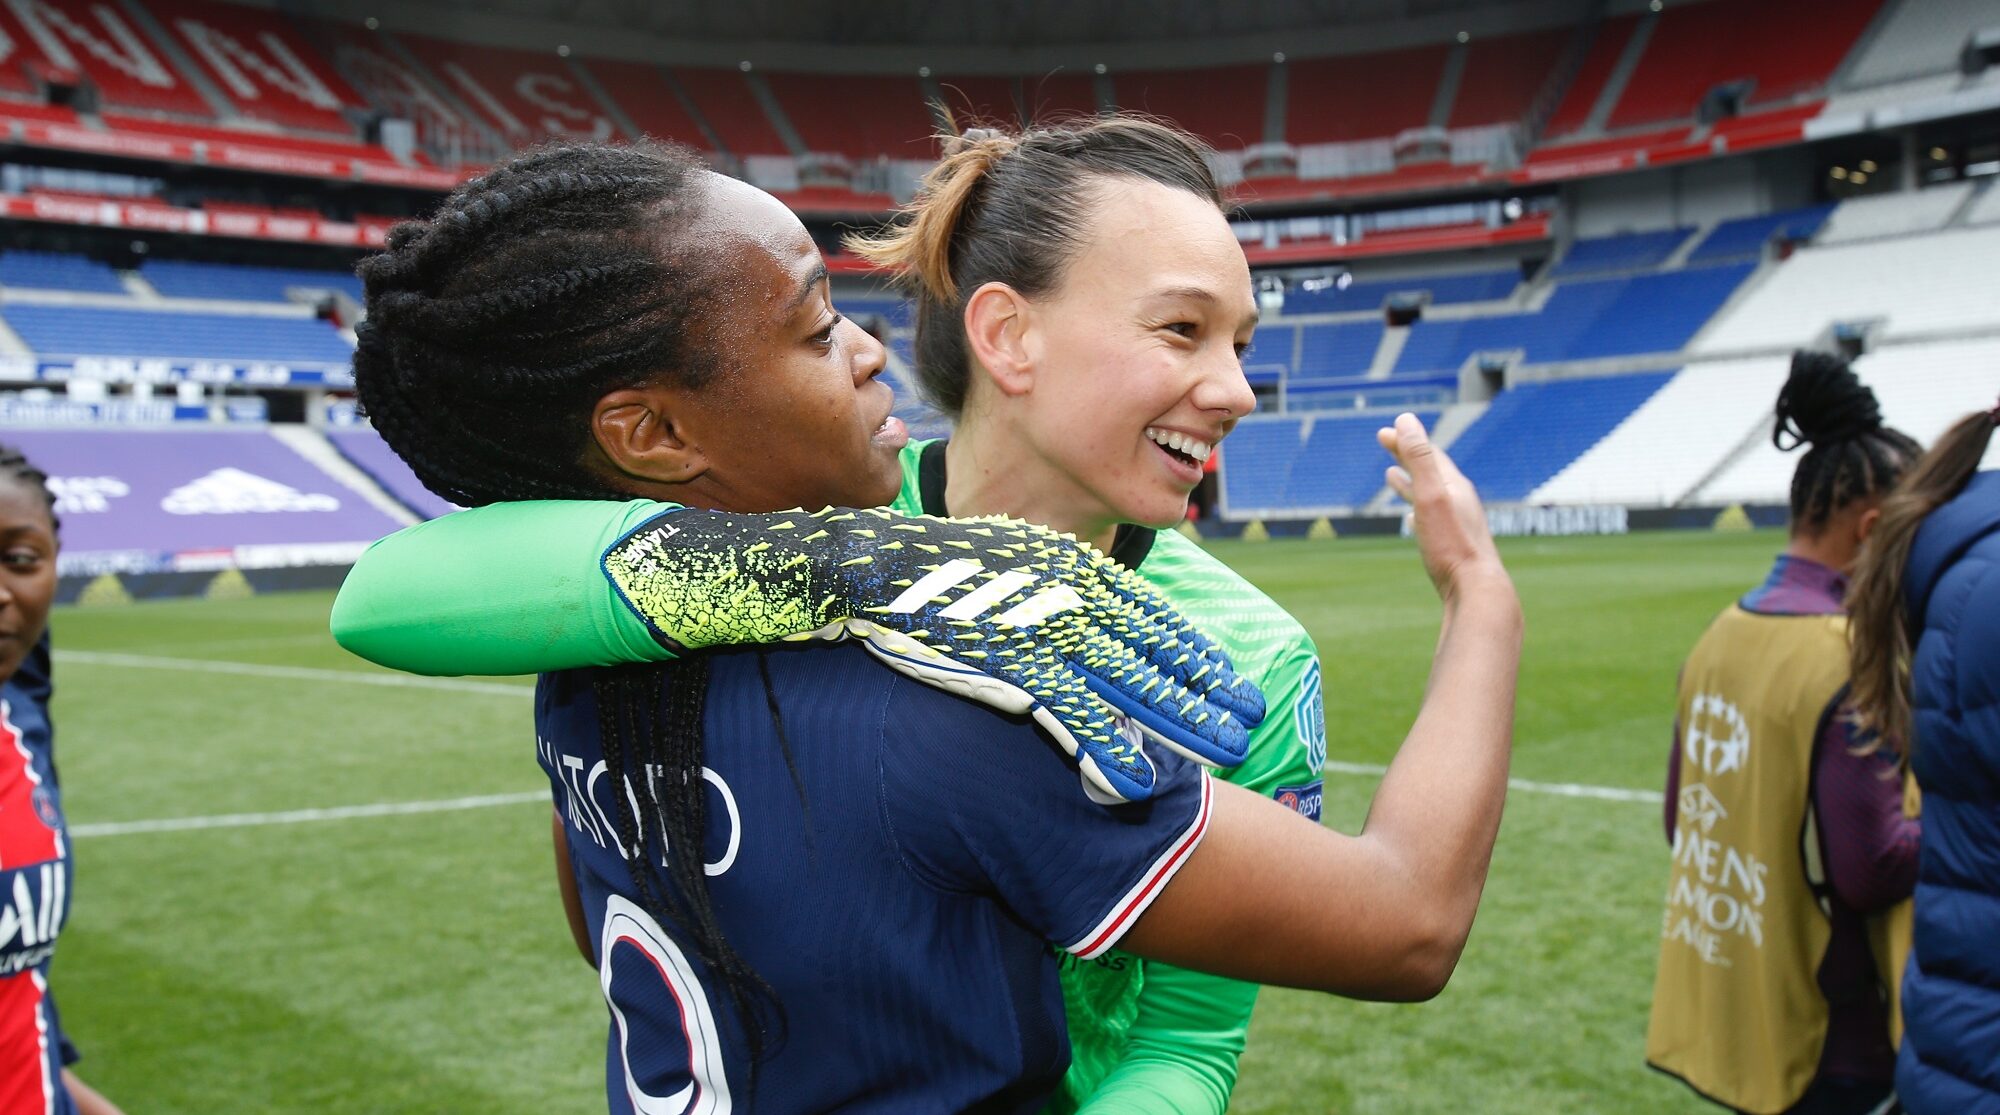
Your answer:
[895,440,1326,1113]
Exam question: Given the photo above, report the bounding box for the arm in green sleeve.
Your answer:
[330,500,676,676]
[1074,962,1256,1115]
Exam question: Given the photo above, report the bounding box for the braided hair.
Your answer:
[354,141,787,1078]
[1773,351,1919,535]
[0,445,57,536]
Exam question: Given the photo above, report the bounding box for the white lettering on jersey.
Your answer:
[600,894,733,1114]
[543,738,741,877]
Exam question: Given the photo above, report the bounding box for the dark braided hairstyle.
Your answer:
[0,445,58,537]
[354,141,789,1079]
[1773,351,1920,536]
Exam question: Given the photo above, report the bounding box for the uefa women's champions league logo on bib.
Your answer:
[1684,691,1750,775]
[1665,691,1770,967]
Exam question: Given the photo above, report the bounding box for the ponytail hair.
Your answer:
[1771,351,1920,534]
[1848,406,1998,750]
[847,115,1221,417]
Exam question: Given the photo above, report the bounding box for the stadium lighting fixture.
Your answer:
[1649,0,1663,10]
[1094,63,1108,74]
[363,16,378,29]
[739,60,753,72]
[1456,31,1469,43]
[1858,159,1878,173]
[556,45,570,57]
[1273,52,1286,63]
[918,66,931,77]
[1830,166,1848,179]
[1502,197,1524,220]
[1930,147,1949,160]
[1852,171,1870,184]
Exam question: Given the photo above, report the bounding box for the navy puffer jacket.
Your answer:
[1897,469,2000,1114]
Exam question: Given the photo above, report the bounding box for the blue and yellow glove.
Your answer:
[602,505,1266,803]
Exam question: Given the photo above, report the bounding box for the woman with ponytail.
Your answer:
[1846,399,2000,1114]
[1647,352,1924,1115]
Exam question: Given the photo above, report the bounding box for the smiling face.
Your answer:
[0,479,56,686]
[596,171,906,514]
[966,176,1258,537]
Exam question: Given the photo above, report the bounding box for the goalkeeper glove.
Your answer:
[601,505,1266,804]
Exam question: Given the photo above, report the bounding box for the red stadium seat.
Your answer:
[933,76,1021,127]
[762,72,937,160]
[99,112,396,161]
[0,0,212,117]
[1286,45,1449,144]
[1607,0,1878,130]
[1449,28,1569,128]
[1540,14,1640,139]
[149,0,366,136]
[1115,64,1268,152]
[1020,72,1099,124]
[395,33,621,148]
[672,67,787,155]
[575,58,712,150]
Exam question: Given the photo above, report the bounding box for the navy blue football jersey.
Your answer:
[0,636,77,1115]
[536,643,1211,1114]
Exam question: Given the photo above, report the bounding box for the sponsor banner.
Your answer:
[1397,504,1630,538]
[3,117,457,194]
[8,429,403,569]
[0,399,193,425]
[0,194,391,248]
[14,357,351,388]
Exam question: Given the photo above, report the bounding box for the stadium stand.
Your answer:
[933,76,1022,126]
[838,296,913,329]
[1696,224,2000,353]
[763,72,938,159]
[1538,13,1641,139]
[1286,45,1448,144]
[1605,0,1878,130]
[673,67,788,155]
[0,250,127,294]
[580,59,711,149]
[1278,269,1519,315]
[139,259,363,303]
[1696,338,2000,504]
[97,111,401,163]
[1114,65,1268,151]
[1683,204,1835,263]
[1218,416,1307,516]
[8,427,406,563]
[0,0,215,117]
[2,304,353,364]
[1294,321,1385,379]
[1530,356,1795,506]
[1841,0,1998,86]
[1963,183,2000,228]
[1817,182,1975,243]
[1448,28,1569,129]
[1448,372,1674,502]
[1282,410,1436,509]
[1551,227,1693,276]
[325,427,456,520]
[150,0,369,135]
[395,34,619,147]
[1019,72,1100,122]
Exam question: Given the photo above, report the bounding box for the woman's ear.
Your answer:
[591,386,709,485]
[963,281,1037,398]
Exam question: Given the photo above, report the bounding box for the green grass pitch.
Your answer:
[46,529,1785,1112]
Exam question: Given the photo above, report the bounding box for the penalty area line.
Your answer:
[70,791,549,839]
[1321,760,1661,805]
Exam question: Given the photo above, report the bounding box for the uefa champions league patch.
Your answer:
[1274,780,1323,822]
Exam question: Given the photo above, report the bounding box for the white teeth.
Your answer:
[1146,427,1214,463]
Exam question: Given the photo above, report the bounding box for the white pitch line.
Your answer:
[54,650,534,698]
[69,791,549,838]
[1322,760,1661,805]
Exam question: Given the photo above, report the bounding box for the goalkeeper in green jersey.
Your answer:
[334,118,1511,1111]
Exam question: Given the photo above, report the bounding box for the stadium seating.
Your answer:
[673,68,788,155]
[1964,183,2000,228]
[1283,410,1435,509]
[0,0,215,117]
[325,427,456,519]
[1218,417,1306,515]
[1696,338,2000,505]
[0,251,127,294]
[1114,65,1268,151]
[838,296,913,329]
[1448,372,1673,502]
[2,304,353,364]
[397,34,619,147]
[1286,46,1449,144]
[579,59,713,149]
[5,428,405,562]
[150,0,369,135]
[1294,320,1385,379]
[1539,13,1641,139]
[140,259,363,303]
[1551,227,1693,276]
[934,76,1022,126]
[763,72,938,159]
[1448,28,1569,129]
[1530,356,1794,506]
[1817,183,1974,244]
[1606,0,1879,130]
[1683,204,1835,263]
[1278,269,1519,315]
[1841,0,1994,87]
[1696,224,2000,353]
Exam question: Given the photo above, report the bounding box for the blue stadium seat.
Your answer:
[1683,204,1836,264]
[2,304,355,364]
[141,259,364,303]
[839,296,913,329]
[1295,320,1385,378]
[1282,410,1439,509]
[1280,268,1519,314]
[1218,418,1305,512]
[1447,373,1671,501]
[0,251,126,295]
[1551,228,1693,277]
